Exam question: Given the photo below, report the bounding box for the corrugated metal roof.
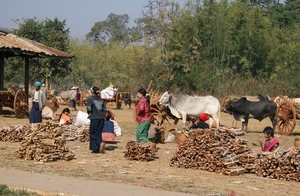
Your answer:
[0,31,73,58]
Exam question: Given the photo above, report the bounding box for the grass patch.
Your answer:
[0,184,41,196]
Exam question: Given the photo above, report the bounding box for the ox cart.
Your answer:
[103,91,131,109]
[221,95,300,136]
[0,86,28,118]
[274,96,300,136]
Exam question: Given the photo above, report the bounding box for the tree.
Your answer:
[86,13,140,48]
[136,0,182,89]
[13,17,71,88]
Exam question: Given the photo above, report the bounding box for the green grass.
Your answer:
[0,184,41,196]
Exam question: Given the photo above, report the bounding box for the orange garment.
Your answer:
[60,113,71,125]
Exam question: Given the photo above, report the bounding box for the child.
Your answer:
[102,111,117,143]
[148,115,160,143]
[59,108,72,125]
[259,126,279,152]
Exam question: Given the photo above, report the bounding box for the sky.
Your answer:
[1,0,185,38]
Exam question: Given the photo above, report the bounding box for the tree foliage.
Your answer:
[5,17,71,88]
[5,0,300,98]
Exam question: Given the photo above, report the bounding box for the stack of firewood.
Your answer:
[169,128,256,175]
[0,123,90,142]
[0,125,32,142]
[255,147,300,182]
[124,141,156,162]
[14,122,75,162]
[79,126,90,142]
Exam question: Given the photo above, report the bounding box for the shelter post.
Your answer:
[0,52,3,114]
[25,57,29,106]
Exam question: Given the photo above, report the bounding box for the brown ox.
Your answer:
[42,94,60,120]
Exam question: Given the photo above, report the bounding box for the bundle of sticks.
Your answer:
[124,141,156,162]
[169,128,256,176]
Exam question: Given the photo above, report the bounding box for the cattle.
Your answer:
[158,91,220,129]
[42,94,60,120]
[121,92,137,109]
[224,97,277,132]
[49,90,70,103]
[220,94,269,112]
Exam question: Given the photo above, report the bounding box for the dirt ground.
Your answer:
[0,103,300,196]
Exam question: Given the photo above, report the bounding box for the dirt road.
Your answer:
[0,105,300,195]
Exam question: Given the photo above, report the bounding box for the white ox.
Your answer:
[158,91,220,129]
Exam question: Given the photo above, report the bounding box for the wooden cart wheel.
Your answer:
[150,102,179,132]
[116,92,122,109]
[276,100,296,135]
[14,89,28,118]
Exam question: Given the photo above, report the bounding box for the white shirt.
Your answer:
[33,91,39,102]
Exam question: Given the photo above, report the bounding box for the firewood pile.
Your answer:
[255,147,300,182]
[14,122,75,162]
[0,124,90,142]
[0,125,32,142]
[79,127,90,142]
[169,128,256,175]
[124,141,156,162]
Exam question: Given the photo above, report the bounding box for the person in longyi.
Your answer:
[87,86,106,153]
[135,88,151,142]
[29,81,46,124]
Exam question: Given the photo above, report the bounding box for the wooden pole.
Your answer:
[146,80,153,93]
[0,52,4,114]
[25,57,29,107]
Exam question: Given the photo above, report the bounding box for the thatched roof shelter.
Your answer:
[0,28,73,115]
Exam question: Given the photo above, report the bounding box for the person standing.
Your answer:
[135,88,151,143]
[69,87,77,111]
[40,84,47,99]
[87,86,106,153]
[29,81,46,123]
[76,86,81,106]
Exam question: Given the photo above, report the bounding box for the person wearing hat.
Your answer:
[187,113,209,129]
[40,83,47,99]
[29,81,46,123]
[87,86,107,153]
[69,86,77,111]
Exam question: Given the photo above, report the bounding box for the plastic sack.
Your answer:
[75,110,90,125]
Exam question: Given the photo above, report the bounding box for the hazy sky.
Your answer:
[1,0,185,38]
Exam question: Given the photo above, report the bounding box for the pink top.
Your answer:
[263,138,279,152]
[135,97,151,123]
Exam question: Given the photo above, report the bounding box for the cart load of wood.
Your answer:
[169,128,256,176]
[124,141,156,162]
[14,122,75,162]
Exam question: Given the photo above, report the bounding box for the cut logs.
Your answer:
[255,147,300,182]
[0,123,90,142]
[169,128,256,175]
[124,141,156,162]
[13,122,75,162]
